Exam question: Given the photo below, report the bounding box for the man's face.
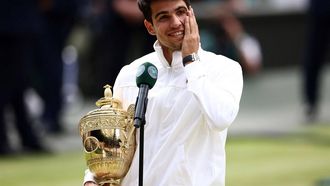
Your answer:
[145,0,189,52]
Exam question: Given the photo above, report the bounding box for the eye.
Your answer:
[177,9,187,16]
[158,15,169,22]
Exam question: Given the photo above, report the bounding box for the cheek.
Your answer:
[179,15,186,24]
[154,25,166,35]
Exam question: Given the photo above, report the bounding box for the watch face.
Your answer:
[192,54,196,61]
[192,53,200,61]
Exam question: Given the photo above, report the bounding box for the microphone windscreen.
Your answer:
[136,62,158,89]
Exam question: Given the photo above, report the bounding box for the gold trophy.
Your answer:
[79,85,136,186]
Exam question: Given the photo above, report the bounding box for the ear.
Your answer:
[144,19,156,35]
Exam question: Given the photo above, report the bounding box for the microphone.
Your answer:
[134,62,158,128]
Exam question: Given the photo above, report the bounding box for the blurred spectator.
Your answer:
[30,0,79,134]
[79,0,155,98]
[218,0,262,75]
[0,0,46,155]
[302,0,330,122]
[193,0,262,75]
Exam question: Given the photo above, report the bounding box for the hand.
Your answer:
[84,182,111,186]
[84,181,98,186]
[218,12,244,41]
[113,0,144,24]
[181,7,200,58]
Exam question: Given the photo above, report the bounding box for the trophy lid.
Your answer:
[95,84,122,109]
[79,84,129,136]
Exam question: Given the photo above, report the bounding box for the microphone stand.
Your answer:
[138,118,145,186]
[134,85,149,186]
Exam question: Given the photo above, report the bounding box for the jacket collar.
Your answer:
[153,41,202,70]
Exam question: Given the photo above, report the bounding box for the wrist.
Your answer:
[182,53,200,66]
[233,32,248,49]
[84,181,97,186]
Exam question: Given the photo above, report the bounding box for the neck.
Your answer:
[162,47,174,66]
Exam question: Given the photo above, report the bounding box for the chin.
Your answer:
[173,43,182,51]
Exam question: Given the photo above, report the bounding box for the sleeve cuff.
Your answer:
[83,169,96,185]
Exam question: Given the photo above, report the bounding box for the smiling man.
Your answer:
[84,0,243,185]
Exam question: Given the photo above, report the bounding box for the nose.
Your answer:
[170,15,183,28]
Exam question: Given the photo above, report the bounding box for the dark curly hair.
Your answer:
[137,0,191,23]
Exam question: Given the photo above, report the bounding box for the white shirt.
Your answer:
[84,41,243,186]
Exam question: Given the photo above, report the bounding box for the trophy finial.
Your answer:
[96,84,121,108]
[103,84,112,98]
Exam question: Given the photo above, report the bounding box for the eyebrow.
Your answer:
[154,6,187,20]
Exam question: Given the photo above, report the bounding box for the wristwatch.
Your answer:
[182,53,200,66]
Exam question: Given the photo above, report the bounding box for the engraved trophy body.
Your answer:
[79,85,136,186]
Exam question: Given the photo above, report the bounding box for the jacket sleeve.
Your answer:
[185,55,243,131]
[82,169,96,185]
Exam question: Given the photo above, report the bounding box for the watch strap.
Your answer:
[182,53,199,66]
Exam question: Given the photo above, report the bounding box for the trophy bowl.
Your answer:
[79,85,136,186]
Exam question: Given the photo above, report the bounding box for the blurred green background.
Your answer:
[1,0,330,186]
[1,125,330,186]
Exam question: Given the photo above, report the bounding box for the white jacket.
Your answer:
[84,41,243,186]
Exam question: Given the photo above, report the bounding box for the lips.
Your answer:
[168,30,184,39]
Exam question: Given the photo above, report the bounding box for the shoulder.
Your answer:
[200,50,242,73]
[121,52,158,75]
[115,52,158,87]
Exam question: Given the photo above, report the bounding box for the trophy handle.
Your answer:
[126,104,136,146]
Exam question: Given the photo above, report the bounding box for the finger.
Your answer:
[190,8,198,35]
[189,8,194,34]
[184,12,190,36]
[189,11,193,34]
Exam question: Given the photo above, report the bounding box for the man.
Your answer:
[84,0,243,185]
[80,0,154,97]
[302,0,330,122]
[0,0,46,155]
[192,0,262,75]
